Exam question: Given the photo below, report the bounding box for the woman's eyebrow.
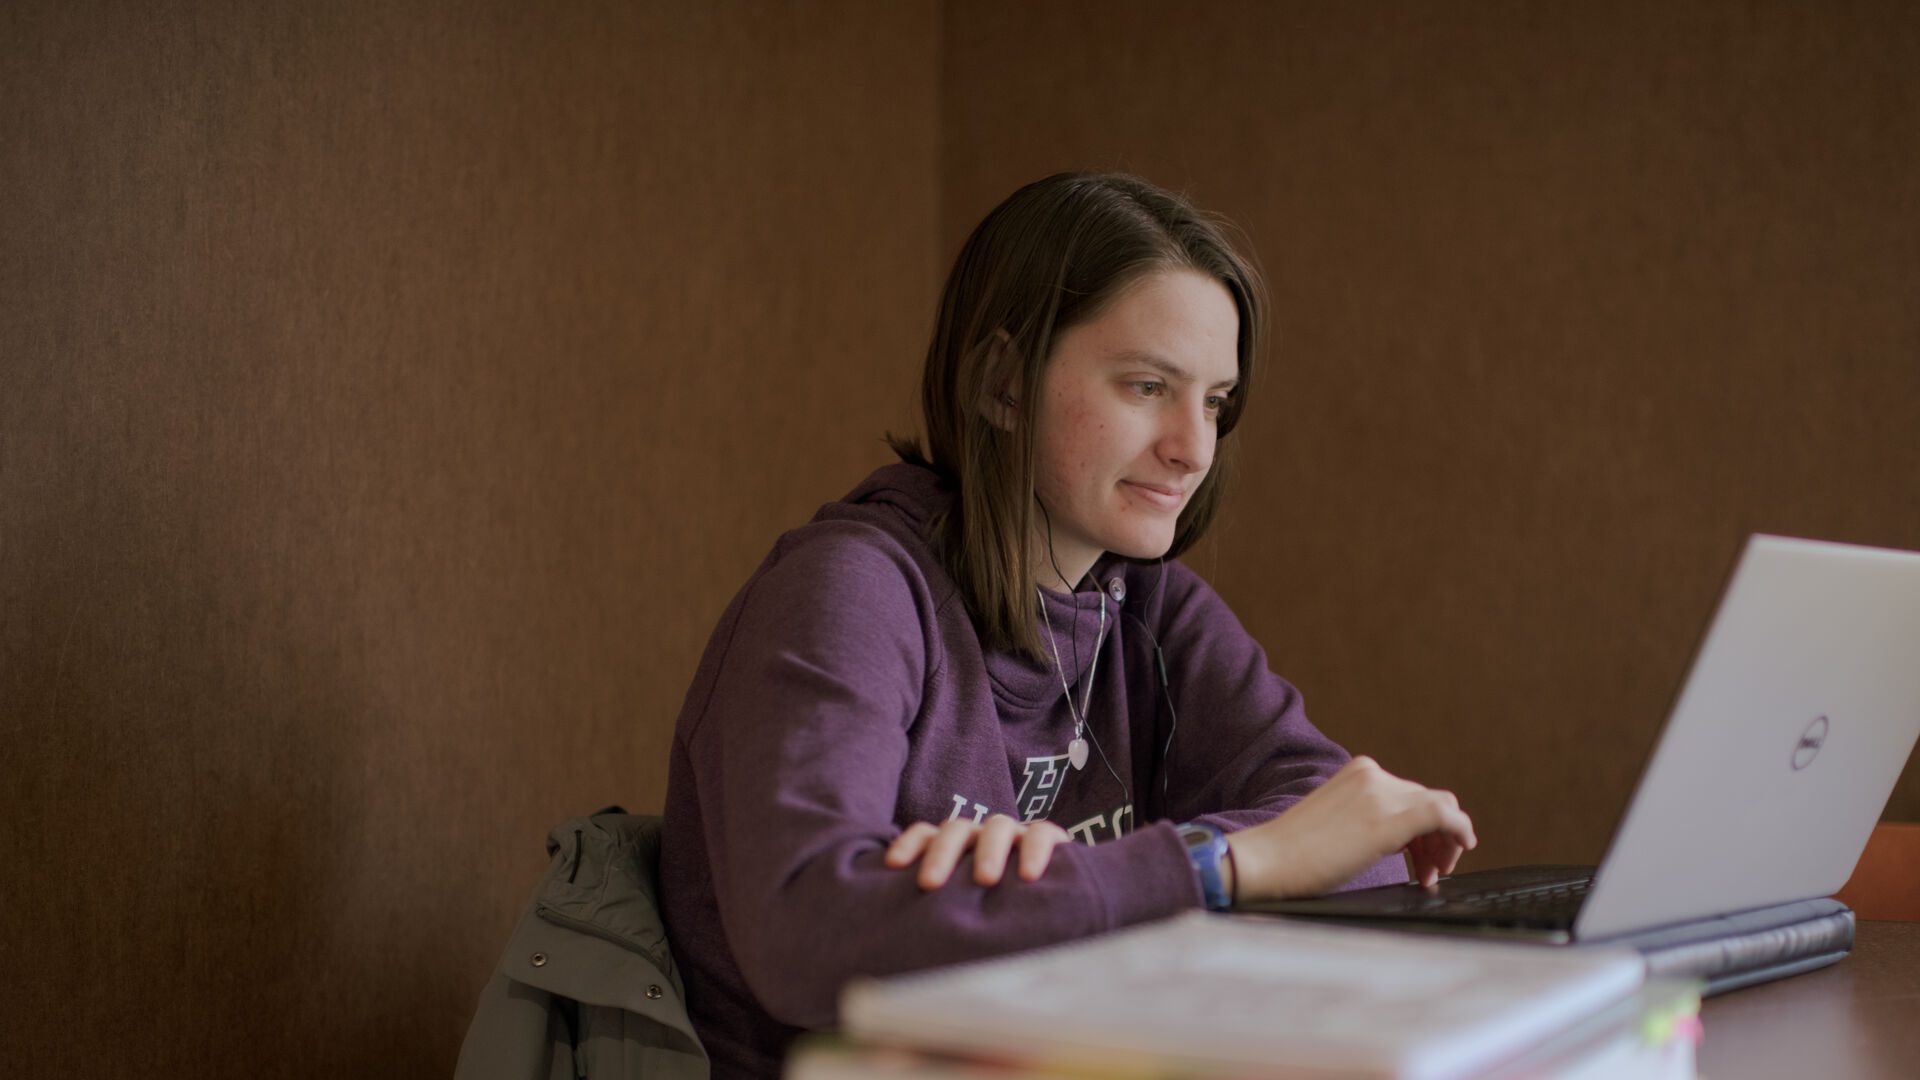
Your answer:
[1108,348,1239,390]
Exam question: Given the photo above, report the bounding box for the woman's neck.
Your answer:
[1030,533,1099,594]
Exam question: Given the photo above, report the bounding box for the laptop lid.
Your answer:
[1573,535,1920,940]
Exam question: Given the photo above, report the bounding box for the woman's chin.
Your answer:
[1102,530,1177,562]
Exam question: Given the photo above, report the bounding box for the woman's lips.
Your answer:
[1121,480,1186,512]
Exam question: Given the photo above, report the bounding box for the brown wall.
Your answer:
[4,3,1916,1077]
[943,1,1920,867]
[2,2,936,1075]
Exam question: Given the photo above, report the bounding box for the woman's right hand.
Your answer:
[1224,756,1477,902]
[885,815,1072,891]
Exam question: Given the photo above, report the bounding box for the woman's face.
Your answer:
[1029,267,1240,589]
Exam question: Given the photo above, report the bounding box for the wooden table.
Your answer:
[1697,921,1920,1079]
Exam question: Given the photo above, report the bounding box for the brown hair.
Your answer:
[888,172,1265,659]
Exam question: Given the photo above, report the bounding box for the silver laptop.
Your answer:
[1256,534,1920,943]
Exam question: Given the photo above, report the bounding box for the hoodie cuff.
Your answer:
[1071,819,1207,928]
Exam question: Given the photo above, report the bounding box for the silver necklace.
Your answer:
[1037,584,1108,770]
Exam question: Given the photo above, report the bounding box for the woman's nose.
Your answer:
[1159,401,1213,475]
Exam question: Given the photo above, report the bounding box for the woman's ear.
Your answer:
[979,329,1022,431]
[986,390,1020,431]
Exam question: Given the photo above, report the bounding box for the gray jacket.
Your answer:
[455,811,709,1080]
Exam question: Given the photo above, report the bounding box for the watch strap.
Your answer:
[1178,822,1232,911]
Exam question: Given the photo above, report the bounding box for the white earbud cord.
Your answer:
[1036,586,1106,750]
[1032,501,1132,817]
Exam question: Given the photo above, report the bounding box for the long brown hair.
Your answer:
[888,172,1265,659]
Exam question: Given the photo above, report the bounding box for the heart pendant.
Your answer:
[1068,738,1089,771]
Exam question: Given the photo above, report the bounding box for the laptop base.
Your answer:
[1249,881,1855,995]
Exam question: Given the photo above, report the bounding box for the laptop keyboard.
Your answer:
[1245,863,1602,930]
[1426,876,1594,922]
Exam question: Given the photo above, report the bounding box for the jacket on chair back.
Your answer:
[456,810,709,1080]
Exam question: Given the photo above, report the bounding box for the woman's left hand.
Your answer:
[884,815,1071,890]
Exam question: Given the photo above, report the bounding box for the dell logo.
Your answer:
[1792,715,1830,771]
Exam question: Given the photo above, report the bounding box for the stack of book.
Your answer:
[788,913,1702,1080]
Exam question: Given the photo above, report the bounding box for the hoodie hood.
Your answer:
[828,461,951,543]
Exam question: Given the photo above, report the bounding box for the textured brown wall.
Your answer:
[2,2,935,1075]
[942,1,1920,869]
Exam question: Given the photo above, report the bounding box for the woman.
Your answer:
[659,172,1476,1078]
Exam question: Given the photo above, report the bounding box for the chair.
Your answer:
[1833,821,1920,921]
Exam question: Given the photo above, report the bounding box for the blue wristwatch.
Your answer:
[1178,823,1233,911]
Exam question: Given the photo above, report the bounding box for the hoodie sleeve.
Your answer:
[1149,561,1409,892]
[677,524,1202,1030]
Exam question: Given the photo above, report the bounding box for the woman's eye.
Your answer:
[1205,394,1229,413]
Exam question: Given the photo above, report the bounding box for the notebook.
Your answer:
[1253,534,1920,945]
[831,913,1660,1080]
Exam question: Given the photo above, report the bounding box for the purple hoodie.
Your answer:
[659,463,1405,1077]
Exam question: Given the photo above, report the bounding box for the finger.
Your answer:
[1387,801,1474,865]
[1408,832,1463,888]
[1017,822,1070,881]
[1408,795,1477,852]
[917,818,981,891]
[972,815,1022,886]
[1405,836,1431,888]
[1443,803,1477,851]
[885,822,939,868]
[1406,833,1434,887]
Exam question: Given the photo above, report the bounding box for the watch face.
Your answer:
[1179,825,1211,850]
